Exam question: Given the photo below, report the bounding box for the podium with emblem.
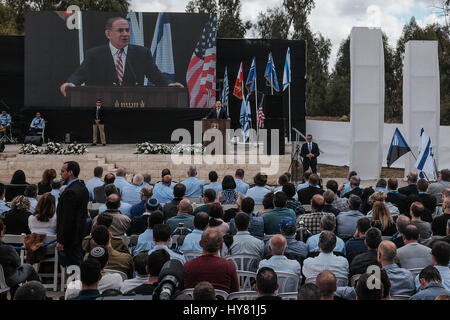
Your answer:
[201,119,231,154]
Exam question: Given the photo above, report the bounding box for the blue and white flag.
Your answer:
[264,52,280,92]
[282,47,291,91]
[221,66,229,117]
[246,57,257,95]
[127,12,144,46]
[150,12,175,83]
[386,128,411,167]
[414,128,437,180]
[239,95,251,142]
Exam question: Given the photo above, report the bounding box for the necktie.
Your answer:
[308,143,311,153]
[216,109,220,119]
[115,49,124,85]
[96,107,99,120]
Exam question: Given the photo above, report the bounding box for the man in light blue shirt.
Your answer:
[29,112,45,135]
[336,195,364,239]
[85,167,104,201]
[229,213,265,258]
[415,241,450,291]
[0,111,11,138]
[0,183,10,216]
[204,171,222,198]
[142,173,153,189]
[134,210,165,256]
[374,179,388,194]
[302,231,349,280]
[121,174,145,205]
[24,184,38,214]
[306,214,346,255]
[114,167,131,195]
[235,169,249,195]
[99,199,132,218]
[152,175,174,204]
[179,212,209,252]
[181,166,205,198]
[296,171,311,192]
[378,240,415,296]
[148,224,186,264]
[246,173,272,205]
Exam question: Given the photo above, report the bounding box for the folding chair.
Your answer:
[182,288,229,300]
[0,265,10,296]
[391,294,411,300]
[408,268,423,278]
[277,272,300,293]
[278,292,298,300]
[182,250,202,261]
[2,234,26,264]
[31,234,59,291]
[227,291,258,300]
[225,254,260,272]
[104,269,128,281]
[236,270,257,291]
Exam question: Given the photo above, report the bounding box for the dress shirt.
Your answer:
[332,197,349,213]
[99,202,132,218]
[50,189,60,207]
[120,274,149,294]
[130,200,145,219]
[297,212,335,235]
[148,244,186,264]
[229,215,265,239]
[85,177,104,201]
[302,252,349,279]
[396,242,432,270]
[121,184,144,205]
[415,265,450,291]
[114,176,131,194]
[93,209,130,236]
[262,207,296,235]
[204,182,222,197]
[0,200,10,215]
[228,231,265,258]
[181,177,205,198]
[235,178,249,195]
[179,229,203,252]
[410,283,450,300]
[134,228,155,256]
[166,213,195,234]
[336,210,364,238]
[296,182,309,192]
[0,113,11,126]
[306,231,346,254]
[345,237,367,263]
[28,197,38,214]
[152,183,175,204]
[374,187,389,193]
[263,235,308,259]
[245,186,272,205]
[30,117,45,129]
[258,255,302,279]
[427,180,450,202]
[383,263,416,295]
[109,42,128,79]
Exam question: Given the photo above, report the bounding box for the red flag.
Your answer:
[233,62,244,100]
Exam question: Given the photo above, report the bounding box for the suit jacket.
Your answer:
[300,142,320,162]
[297,186,325,205]
[386,192,409,215]
[342,187,363,199]
[407,193,435,223]
[93,106,105,125]
[67,44,170,87]
[56,180,89,248]
[205,107,228,119]
[398,184,418,197]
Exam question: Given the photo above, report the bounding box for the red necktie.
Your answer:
[116,49,124,85]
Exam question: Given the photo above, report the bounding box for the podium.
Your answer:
[202,119,231,154]
[66,86,188,108]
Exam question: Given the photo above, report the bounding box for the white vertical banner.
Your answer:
[349,27,385,180]
[403,41,440,177]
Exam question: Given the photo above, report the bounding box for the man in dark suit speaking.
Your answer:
[204,101,230,120]
[300,134,320,174]
[60,17,184,96]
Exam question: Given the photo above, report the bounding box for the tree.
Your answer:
[254,6,290,39]
[0,2,19,35]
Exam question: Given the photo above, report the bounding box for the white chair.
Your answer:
[2,234,26,264]
[31,234,59,291]
[237,270,257,291]
[183,250,202,261]
[186,197,203,204]
[225,254,260,272]
[182,288,229,300]
[222,204,238,211]
[254,205,264,212]
[277,272,300,293]
[278,292,298,300]
[391,294,411,300]
[88,202,103,211]
[227,291,258,300]
[104,269,128,281]
[408,268,423,278]
[0,265,10,295]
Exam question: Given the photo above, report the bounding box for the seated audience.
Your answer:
[414,241,450,291]
[432,198,450,236]
[409,202,432,241]
[342,176,363,199]
[273,174,289,194]
[204,171,222,197]
[70,258,102,301]
[378,240,415,296]
[297,283,321,300]
[345,217,371,264]
[367,190,400,218]
[349,227,382,277]
[163,183,186,221]
[296,171,312,192]
[306,214,346,255]
[134,210,164,255]
[93,173,116,204]
[355,272,383,300]
[256,192,275,217]
[398,171,419,196]
[6,170,29,202]
[396,224,433,269]
[336,195,364,239]
[113,167,131,195]
[181,166,205,198]
[322,190,341,216]
[325,180,348,212]
[297,174,324,205]
[386,178,409,215]
[120,252,149,293]
[369,196,397,236]
[83,213,128,254]
[262,192,296,235]
[410,266,450,300]
[130,198,161,235]
[427,169,450,203]
[121,174,145,205]
[316,270,337,300]
[193,189,216,215]
[283,183,305,216]
[85,167,104,201]
[28,193,57,235]
[0,183,10,216]
[37,168,57,196]
[303,231,349,281]
[359,187,375,214]
[374,179,388,193]
[246,172,272,205]
[98,184,132,217]
[142,173,153,188]
[207,203,229,236]
[3,195,31,235]
[193,281,217,300]
[129,186,153,219]
[229,197,264,239]
[179,212,209,252]
[338,171,358,198]
[254,267,281,300]
[13,280,49,300]
[50,178,63,207]
[183,228,239,293]
[228,212,265,258]
[166,199,195,234]
[152,174,175,204]
[234,168,249,195]
[92,194,131,236]
[24,184,38,214]
[148,224,186,264]
[410,178,437,223]
[390,214,410,248]
[297,194,334,235]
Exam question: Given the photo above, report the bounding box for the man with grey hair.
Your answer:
[181,166,205,198]
[302,231,349,280]
[166,199,195,234]
[336,195,364,239]
[398,171,419,196]
[121,173,144,205]
[377,240,415,296]
[306,214,346,255]
[322,190,341,216]
[258,234,301,279]
[114,167,130,193]
[98,184,132,218]
[390,214,411,248]
[92,193,131,236]
[342,176,363,198]
[129,186,154,219]
[428,169,450,203]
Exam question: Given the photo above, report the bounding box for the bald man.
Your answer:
[92,194,131,236]
[114,167,130,193]
[166,199,194,234]
[377,240,415,296]
[258,235,301,281]
[316,270,337,300]
[152,174,175,204]
[297,194,331,234]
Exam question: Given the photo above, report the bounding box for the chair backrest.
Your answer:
[305,276,348,288]
[350,274,362,287]
[278,292,298,300]
[103,269,128,281]
[182,288,229,300]
[381,236,392,241]
[237,270,257,291]
[222,204,237,211]
[225,254,260,272]
[254,205,264,212]
[408,268,423,278]
[186,197,203,204]
[182,251,203,261]
[0,264,10,293]
[391,294,411,300]
[303,205,312,213]
[227,291,258,300]
[2,233,26,245]
[276,272,300,293]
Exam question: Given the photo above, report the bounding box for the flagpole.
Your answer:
[255,75,259,142]
[288,84,291,142]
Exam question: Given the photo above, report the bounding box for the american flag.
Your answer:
[186,14,217,108]
[257,93,265,128]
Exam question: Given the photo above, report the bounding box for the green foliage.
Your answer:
[0,2,19,35]
[254,6,290,39]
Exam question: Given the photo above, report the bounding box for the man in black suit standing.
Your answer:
[92,99,106,146]
[204,101,230,120]
[300,134,320,174]
[56,161,89,267]
[60,17,183,96]
[398,171,419,196]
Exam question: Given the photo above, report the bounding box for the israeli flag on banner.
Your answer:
[264,52,280,92]
[127,12,144,46]
[283,47,291,91]
[246,57,257,95]
[239,95,251,142]
[414,128,437,180]
[150,12,175,84]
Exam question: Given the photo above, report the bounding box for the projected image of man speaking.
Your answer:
[60,17,184,97]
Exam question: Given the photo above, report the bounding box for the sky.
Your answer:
[130,0,448,69]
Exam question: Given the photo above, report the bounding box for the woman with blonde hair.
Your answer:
[38,169,57,195]
[3,195,31,235]
[28,193,56,235]
[370,199,396,236]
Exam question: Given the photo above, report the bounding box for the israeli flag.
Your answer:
[239,95,251,142]
[264,52,280,92]
[246,57,257,95]
[127,12,144,46]
[150,12,175,83]
[283,47,291,91]
[221,67,229,117]
[414,128,437,180]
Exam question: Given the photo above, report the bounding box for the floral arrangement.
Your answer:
[19,142,88,155]
[136,142,204,154]
[19,144,41,154]
[64,142,88,155]
[43,142,64,154]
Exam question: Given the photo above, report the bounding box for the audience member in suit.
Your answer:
[297,174,324,205]
[325,180,348,213]
[204,101,230,119]
[386,178,409,215]
[336,195,364,239]
[349,227,382,277]
[342,176,363,198]
[398,171,419,196]
[322,190,341,216]
[345,217,371,264]
[92,99,106,146]
[3,195,31,235]
[359,187,375,214]
[93,173,116,203]
[432,198,450,236]
[396,224,433,270]
[407,179,436,223]
[163,183,186,222]
[130,199,161,235]
[409,201,432,240]
[427,169,450,203]
[56,161,90,267]
[300,134,320,173]
[390,215,410,249]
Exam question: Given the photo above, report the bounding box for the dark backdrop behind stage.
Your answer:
[1,36,305,144]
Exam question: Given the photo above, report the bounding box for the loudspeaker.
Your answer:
[0,141,4,152]
[261,118,285,155]
[264,95,284,118]
[24,135,42,146]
